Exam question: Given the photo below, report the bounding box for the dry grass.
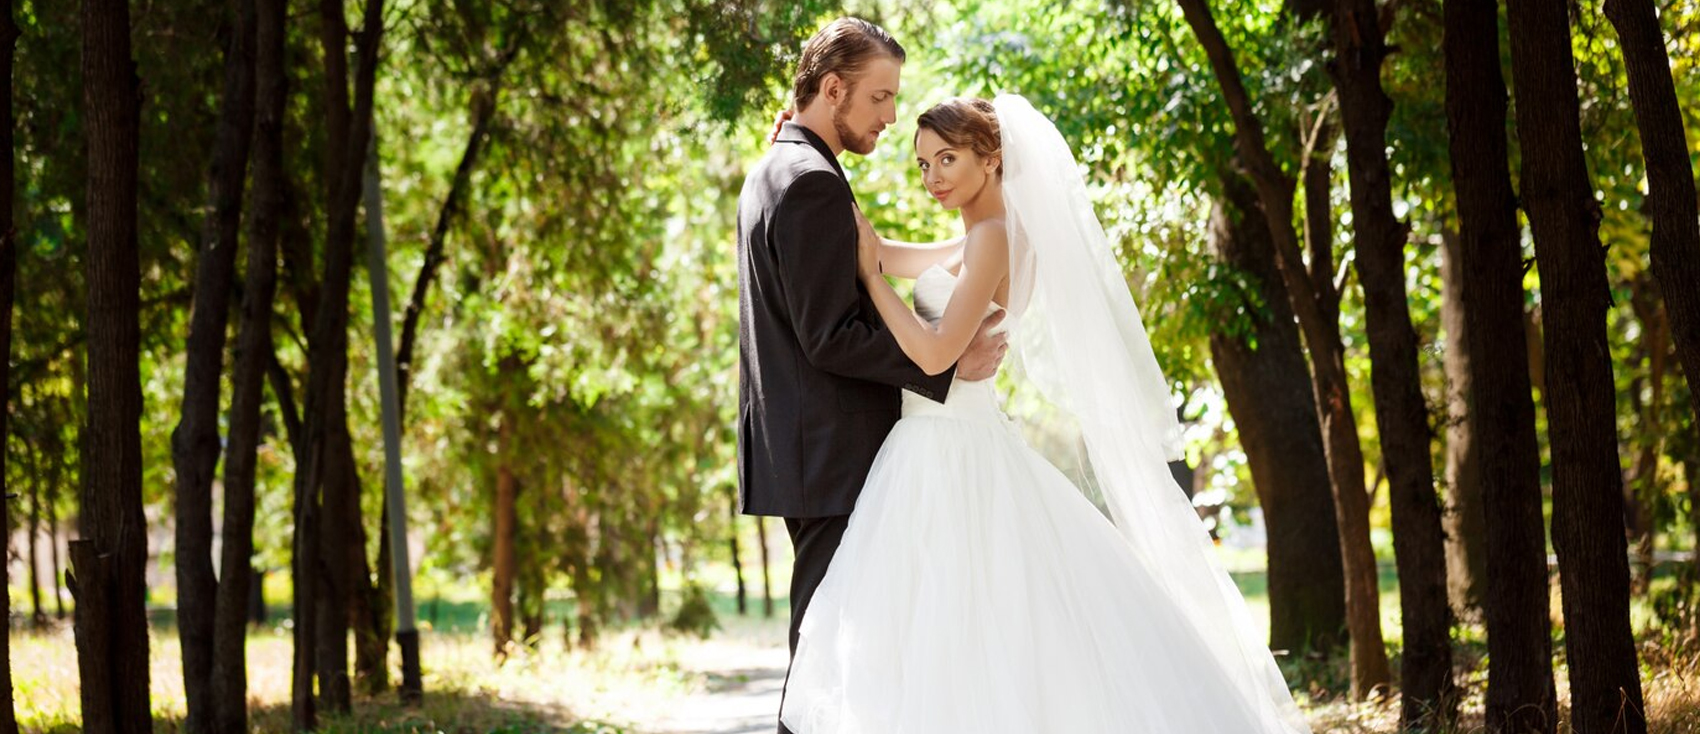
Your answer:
[11,610,1700,733]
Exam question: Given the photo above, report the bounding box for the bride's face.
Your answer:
[914,128,999,212]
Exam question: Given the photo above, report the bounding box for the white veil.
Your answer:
[995,93,1312,733]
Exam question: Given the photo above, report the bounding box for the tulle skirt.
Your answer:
[779,379,1303,733]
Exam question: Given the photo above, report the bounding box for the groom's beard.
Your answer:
[834,106,877,156]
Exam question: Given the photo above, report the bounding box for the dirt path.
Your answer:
[630,633,789,734]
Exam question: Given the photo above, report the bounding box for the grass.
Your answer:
[12,561,1700,733]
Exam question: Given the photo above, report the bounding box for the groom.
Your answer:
[735,16,1007,734]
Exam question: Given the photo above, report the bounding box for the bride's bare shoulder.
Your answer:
[963,219,1009,262]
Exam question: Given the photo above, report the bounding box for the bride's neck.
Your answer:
[958,181,1005,229]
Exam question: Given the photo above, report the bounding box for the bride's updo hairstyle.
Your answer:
[916,97,1002,176]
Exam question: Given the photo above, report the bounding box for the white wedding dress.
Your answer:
[779,263,1309,734]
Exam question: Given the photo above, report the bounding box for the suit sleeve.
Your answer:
[771,170,956,401]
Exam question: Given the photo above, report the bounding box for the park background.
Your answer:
[4,0,1700,732]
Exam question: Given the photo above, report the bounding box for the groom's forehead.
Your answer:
[861,57,902,94]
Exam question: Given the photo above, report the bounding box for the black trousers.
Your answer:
[777,514,850,734]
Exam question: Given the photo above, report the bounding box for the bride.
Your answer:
[777,95,1313,733]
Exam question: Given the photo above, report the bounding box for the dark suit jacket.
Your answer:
[737,122,955,518]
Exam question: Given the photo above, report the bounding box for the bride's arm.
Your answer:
[877,235,964,279]
[857,220,1008,376]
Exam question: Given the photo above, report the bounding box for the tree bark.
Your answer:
[296,0,384,716]
[1173,0,1390,697]
[1504,0,1646,730]
[75,0,151,730]
[1326,0,1455,722]
[28,464,43,627]
[493,402,518,659]
[173,0,258,728]
[1209,173,1347,656]
[212,0,284,727]
[730,491,748,615]
[1440,231,1488,626]
[0,0,17,727]
[1603,0,1700,446]
[758,516,774,618]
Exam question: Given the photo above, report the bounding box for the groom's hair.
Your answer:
[792,18,905,112]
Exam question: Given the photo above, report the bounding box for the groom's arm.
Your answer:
[772,171,956,401]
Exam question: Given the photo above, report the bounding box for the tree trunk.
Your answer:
[493,402,518,659]
[396,93,496,419]
[1603,0,1700,449]
[0,0,14,726]
[0,0,12,723]
[212,0,283,728]
[730,491,748,615]
[1626,280,1669,591]
[758,516,774,618]
[75,0,151,730]
[296,0,384,717]
[1504,0,1646,730]
[28,464,43,627]
[173,0,258,728]
[1327,0,1455,721]
[1173,0,1390,697]
[48,479,65,621]
[1440,231,1488,626]
[1208,173,1347,656]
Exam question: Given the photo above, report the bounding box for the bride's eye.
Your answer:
[942,155,955,166]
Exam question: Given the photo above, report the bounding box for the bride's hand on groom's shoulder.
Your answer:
[766,108,794,145]
[853,207,882,280]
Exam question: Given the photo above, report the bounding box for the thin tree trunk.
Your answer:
[352,140,393,695]
[297,0,383,717]
[492,406,518,659]
[0,0,14,725]
[1173,0,1390,696]
[28,462,43,627]
[1603,0,1700,445]
[757,516,774,618]
[396,93,496,418]
[173,0,258,728]
[75,0,151,729]
[1326,0,1455,721]
[1209,172,1347,656]
[730,491,747,616]
[1626,281,1668,592]
[213,1,284,726]
[1504,0,1646,730]
[48,478,65,621]
[1440,231,1488,626]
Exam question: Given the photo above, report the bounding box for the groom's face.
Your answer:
[833,56,901,156]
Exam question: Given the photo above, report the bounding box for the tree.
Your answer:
[211,0,287,727]
[1603,0,1700,456]
[1503,0,1646,730]
[1439,230,1488,625]
[1440,3,1559,727]
[72,0,151,730]
[1173,0,1391,696]
[1325,0,1454,721]
[1208,172,1347,656]
[172,0,256,729]
[1,0,18,726]
[293,0,384,721]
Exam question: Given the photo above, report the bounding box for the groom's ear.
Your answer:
[819,71,846,107]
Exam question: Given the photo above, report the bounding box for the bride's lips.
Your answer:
[931,189,952,201]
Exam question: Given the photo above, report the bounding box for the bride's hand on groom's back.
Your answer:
[853,206,882,280]
[957,312,1009,382]
[766,108,794,145]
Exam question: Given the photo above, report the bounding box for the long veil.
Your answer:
[995,93,1312,733]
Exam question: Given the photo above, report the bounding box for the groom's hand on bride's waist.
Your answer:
[957,312,1009,382]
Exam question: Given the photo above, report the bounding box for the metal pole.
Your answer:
[362,132,423,704]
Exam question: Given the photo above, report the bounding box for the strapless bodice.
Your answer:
[901,265,1010,424]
